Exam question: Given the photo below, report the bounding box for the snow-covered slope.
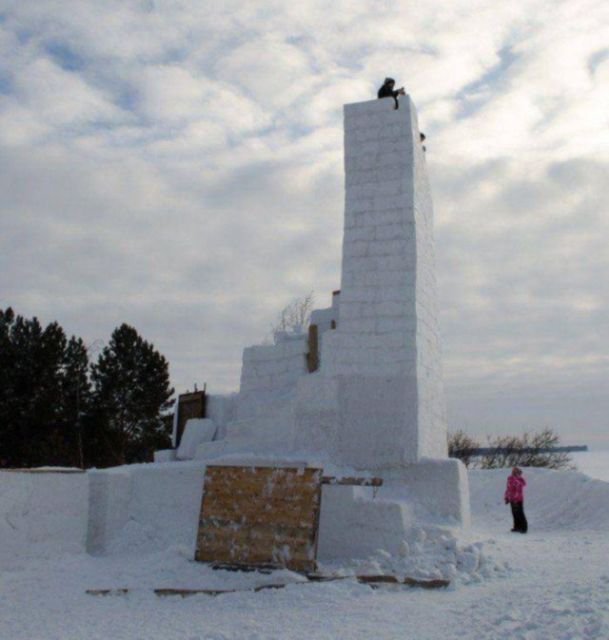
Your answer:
[470,466,609,531]
[571,449,609,482]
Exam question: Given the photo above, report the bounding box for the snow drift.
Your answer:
[469,467,609,531]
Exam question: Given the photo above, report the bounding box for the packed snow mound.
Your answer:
[469,467,609,531]
[319,525,506,586]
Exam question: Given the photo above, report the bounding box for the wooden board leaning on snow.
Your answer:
[195,465,324,573]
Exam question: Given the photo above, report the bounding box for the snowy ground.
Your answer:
[1,454,608,640]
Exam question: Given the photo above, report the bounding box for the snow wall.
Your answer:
[3,465,607,565]
[238,335,307,421]
[0,461,464,563]
[87,464,206,555]
[0,471,89,564]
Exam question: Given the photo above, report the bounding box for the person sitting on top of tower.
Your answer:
[377,77,405,110]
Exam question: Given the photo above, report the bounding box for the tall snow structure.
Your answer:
[154,96,470,560]
[1,96,468,565]
[294,96,447,468]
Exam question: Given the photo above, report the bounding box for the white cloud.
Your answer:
[214,36,314,108]
[0,0,608,442]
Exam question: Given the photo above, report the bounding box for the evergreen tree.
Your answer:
[91,324,174,464]
[1,310,175,468]
[0,308,16,466]
[57,336,92,467]
[0,308,69,466]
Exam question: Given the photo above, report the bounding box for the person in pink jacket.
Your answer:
[504,467,528,533]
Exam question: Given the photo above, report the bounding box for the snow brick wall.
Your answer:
[0,470,89,563]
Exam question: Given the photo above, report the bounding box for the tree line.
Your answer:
[0,307,174,469]
[448,428,575,469]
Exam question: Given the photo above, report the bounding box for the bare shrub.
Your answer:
[448,430,481,468]
[271,292,314,339]
[479,428,575,470]
[449,428,575,470]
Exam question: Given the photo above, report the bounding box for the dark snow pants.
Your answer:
[510,501,528,533]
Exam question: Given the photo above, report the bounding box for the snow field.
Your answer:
[1,462,609,639]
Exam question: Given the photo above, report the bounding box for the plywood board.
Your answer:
[176,391,206,446]
[195,465,323,573]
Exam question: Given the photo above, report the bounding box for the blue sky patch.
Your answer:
[588,48,609,75]
[455,45,517,119]
[0,69,12,95]
[45,41,85,72]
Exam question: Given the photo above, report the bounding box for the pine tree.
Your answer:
[57,336,92,467]
[0,308,17,466]
[91,324,174,464]
[0,309,69,466]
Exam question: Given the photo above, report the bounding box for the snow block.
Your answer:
[87,464,207,556]
[176,418,217,460]
[293,374,341,455]
[206,393,238,441]
[317,458,469,560]
[154,449,177,462]
[385,458,471,528]
[86,469,131,554]
[334,375,418,469]
[239,337,307,405]
[318,485,415,559]
[0,470,89,563]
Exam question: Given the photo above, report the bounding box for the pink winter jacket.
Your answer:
[504,475,526,502]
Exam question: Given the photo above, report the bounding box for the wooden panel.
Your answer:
[306,324,319,373]
[195,465,323,573]
[176,391,206,446]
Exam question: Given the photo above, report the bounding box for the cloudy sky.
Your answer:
[1,1,608,446]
